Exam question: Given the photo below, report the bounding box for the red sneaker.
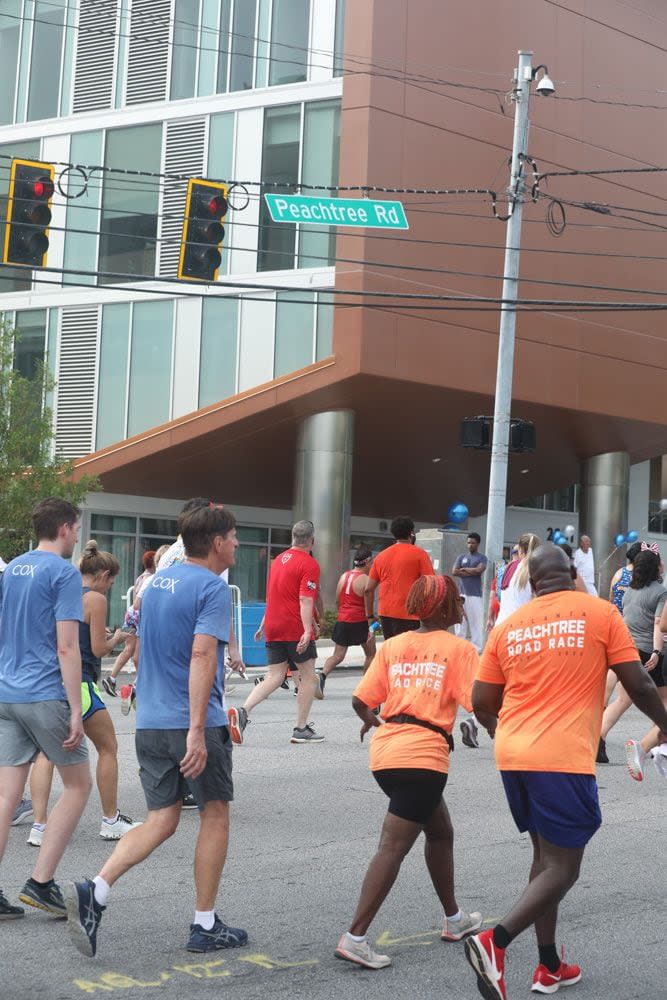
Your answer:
[531,951,582,994]
[464,928,507,1000]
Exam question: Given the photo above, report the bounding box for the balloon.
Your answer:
[564,524,575,537]
[554,533,565,545]
[626,530,639,543]
[447,502,469,525]
[660,500,667,511]
[614,533,626,547]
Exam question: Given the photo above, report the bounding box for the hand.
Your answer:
[253,625,264,642]
[366,632,377,651]
[296,630,310,654]
[110,629,126,648]
[645,652,659,670]
[360,714,382,742]
[180,728,208,780]
[63,712,85,751]
[227,650,246,677]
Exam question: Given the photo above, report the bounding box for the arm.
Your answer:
[608,569,621,603]
[180,633,218,780]
[471,679,503,738]
[452,557,463,577]
[87,593,125,658]
[363,576,379,618]
[469,563,486,576]
[57,620,85,750]
[612,660,667,735]
[227,617,246,676]
[297,596,314,653]
[254,614,265,642]
[352,695,383,742]
[335,575,345,609]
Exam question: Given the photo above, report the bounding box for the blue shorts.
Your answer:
[500,771,602,850]
[81,681,107,722]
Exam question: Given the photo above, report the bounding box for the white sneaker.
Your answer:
[624,739,646,781]
[441,910,483,941]
[651,745,667,782]
[27,823,45,847]
[335,933,391,969]
[99,813,142,840]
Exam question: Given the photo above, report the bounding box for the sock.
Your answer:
[102,811,120,824]
[445,909,462,922]
[347,932,366,943]
[538,944,561,973]
[493,924,513,949]
[27,877,53,888]
[93,876,110,907]
[32,822,46,832]
[194,910,215,931]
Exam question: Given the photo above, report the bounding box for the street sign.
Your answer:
[264,193,409,230]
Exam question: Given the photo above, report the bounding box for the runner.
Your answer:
[316,545,376,699]
[335,574,488,970]
[65,503,246,957]
[0,498,90,920]
[26,541,141,846]
[102,550,156,696]
[465,543,667,999]
[227,520,324,745]
[364,517,433,638]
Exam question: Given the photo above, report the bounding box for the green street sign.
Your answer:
[264,193,409,230]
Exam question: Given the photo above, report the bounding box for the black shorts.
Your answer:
[639,648,665,687]
[380,616,420,639]
[373,768,447,824]
[332,620,369,647]
[266,640,317,669]
[136,726,233,811]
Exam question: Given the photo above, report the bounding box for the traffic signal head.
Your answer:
[2,159,55,267]
[178,179,228,282]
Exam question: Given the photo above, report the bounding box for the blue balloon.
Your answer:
[614,533,626,547]
[447,502,469,525]
[626,530,639,543]
[554,532,565,544]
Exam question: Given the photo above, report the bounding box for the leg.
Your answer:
[603,670,618,706]
[466,596,484,652]
[99,804,181,886]
[640,689,667,753]
[423,799,457,915]
[0,764,31,863]
[193,800,230,910]
[322,645,347,678]
[362,638,376,673]
[30,753,55,826]
[242,663,288,714]
[348,812,422,935]
[110,637,135,680]
[31,762,92,882]
[600,685,632,739]
[83,710,119,818]
[499,834,584,941]
[295,658,318,730]
[526,832,559,947]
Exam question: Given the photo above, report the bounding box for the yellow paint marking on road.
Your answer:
[375,930,439,948]
[73,972,171,993]
[237,953,319,970]
[171,959,230,979]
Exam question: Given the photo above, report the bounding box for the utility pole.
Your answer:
[483,51,546,622]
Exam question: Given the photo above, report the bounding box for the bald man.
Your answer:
[573,535,597,596]
[465,543,667,1000]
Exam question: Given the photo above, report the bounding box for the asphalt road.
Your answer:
[2,670,665,1000]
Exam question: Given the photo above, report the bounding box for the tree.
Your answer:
[0,315,100,561]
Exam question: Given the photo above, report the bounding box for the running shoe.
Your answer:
[11,798,33,826]
[314,672,326,700]
[227,706,248,745]
[460,716,480,748]
[182,792,198,809]
[280,678,289,690]
[119,683,135,716]
[101,676,117,697]
[335,933,391,969]
[27,823,45,847]
[290,724,324,744]
[652,745,667,782]
[464,929,507,1000]
[0,889,24,920]
[624,739,646,781]
[596,738,609,764]
[187,915,248,952]
[441,910,483,941]
[531,949,581,993]
[64,879,105,957]
[18,878,66,917]
[99,812,142,840]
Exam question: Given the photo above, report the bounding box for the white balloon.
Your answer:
[565,524,575,536]
[660,499,667,511]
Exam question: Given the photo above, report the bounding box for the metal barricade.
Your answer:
[229,584,243,657]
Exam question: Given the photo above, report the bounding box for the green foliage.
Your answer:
[0,315,100,561]
[320,608,338,638]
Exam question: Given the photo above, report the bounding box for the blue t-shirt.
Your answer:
[454,552,488,598]
[136,562,231,730]
[0,550,83,703]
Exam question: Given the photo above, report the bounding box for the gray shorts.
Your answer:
[136,726,233,811]
[0,700,89,767]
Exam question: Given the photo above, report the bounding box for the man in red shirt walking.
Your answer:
[227,520,324,745]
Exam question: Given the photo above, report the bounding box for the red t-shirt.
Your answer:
[338,570,366,623]
[264,548,320,642]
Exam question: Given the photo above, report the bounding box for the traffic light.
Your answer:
[2,159,55,267]
[178,178,228,282]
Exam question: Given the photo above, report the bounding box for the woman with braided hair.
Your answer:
[335,574,495,971]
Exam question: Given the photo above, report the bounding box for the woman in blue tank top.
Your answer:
[609,541,642,612]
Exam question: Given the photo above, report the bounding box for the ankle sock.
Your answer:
[92,876,110,907]
[102,811,120,824]
[347,932,366,943]
[538,944,560,972]
[32,822,46,832]
[446,909,462,922]
[194,910,215,931]
[493,924,513,949]
[27,877,53,888]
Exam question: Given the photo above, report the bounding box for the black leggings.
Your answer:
[373,768,447,824]
[639,647,665,687]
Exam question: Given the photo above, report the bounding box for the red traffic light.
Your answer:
[33,177,54,199]
[2,158,55,268]
[179,178,229,282]
[207,194,228,217]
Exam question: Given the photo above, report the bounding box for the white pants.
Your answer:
[456,595,484,651]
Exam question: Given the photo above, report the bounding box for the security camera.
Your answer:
[535,73,555,96]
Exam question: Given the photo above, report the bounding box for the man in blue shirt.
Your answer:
[452,532,488,652]
[0,497,91,920]
[66,503,248,958]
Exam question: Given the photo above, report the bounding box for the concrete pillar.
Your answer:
[579,452,630,598]
[293,410,354,609]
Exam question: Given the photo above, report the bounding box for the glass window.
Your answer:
[91,513,137,533]
[127,300,173,436]
[0,1,21,125]
[258,104,300,271]
[27,0,65,121]
[269,0,309,87]
[215,0,232,92]
[139,517,178,536]
[199,298,238,407]
[96,303,130,450]
[229,0,256,92]
[274,291,314,377]
[208,112,234,274]
[98,124,162,284]
[0,139,40,293]
[299,99,341,267]
[237,526,269,544]
[170,0,200,100]
[13,309,46,379]
[334,0,346,76]
[63,130,103,286]
[270,527,292,546]
[229,543,268,603]
[316,293,334,359]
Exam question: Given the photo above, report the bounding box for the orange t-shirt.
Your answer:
[354,630,478,773]
[477,590,638,775]
[369,543,434,619]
